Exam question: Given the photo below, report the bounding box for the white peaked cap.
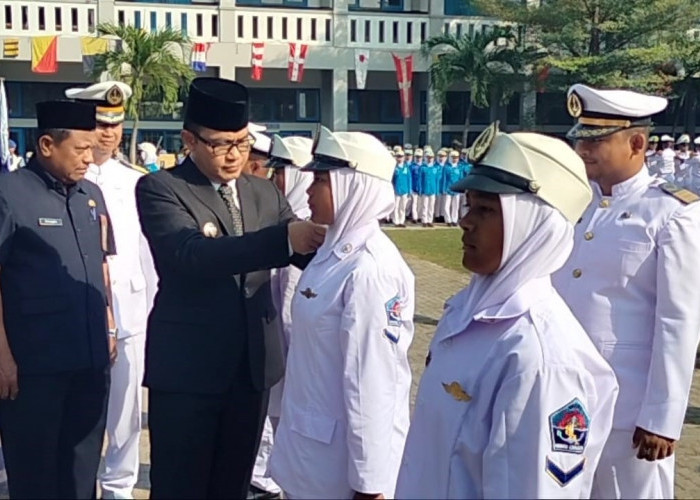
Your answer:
[694,137,700,145]
[250,129,271,156]
[454,122,592,224]
[138,142,157,155]
[248,122,267,133]
[65,81,133,124]
[676,134,691,144]
[566,83,668,139]
[661,134,674,142]
[269,135,313,168]
[303,125,395,182]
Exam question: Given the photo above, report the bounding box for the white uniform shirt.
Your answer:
[660,148,676,177]
[86,158,157,338]
[553,167,700,439]
[396,277,618,499]
[682,155,700,193]
[270,223,415,499]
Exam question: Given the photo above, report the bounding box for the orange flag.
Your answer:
[31,36,58,73]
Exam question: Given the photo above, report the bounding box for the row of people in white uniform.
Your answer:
[253,82,700,500]
[645,133,700,191]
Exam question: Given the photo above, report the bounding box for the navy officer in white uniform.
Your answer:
[66,81,158,500]
[553,84,700,499]
[395,123,618,499]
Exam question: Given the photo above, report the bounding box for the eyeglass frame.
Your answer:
[188,128,257,157]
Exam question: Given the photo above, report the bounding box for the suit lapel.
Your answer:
[237,175,258,232]
[180,159,236,236]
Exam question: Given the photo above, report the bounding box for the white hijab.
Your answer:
[284,166,313,220]
[437,193,574,339]
[315,168,394,261]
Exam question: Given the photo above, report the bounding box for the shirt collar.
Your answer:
[592,166,650,199]
[330,221,378,261]
[27,159,86,195]
[211,178,237,192]
[472,276,554,323]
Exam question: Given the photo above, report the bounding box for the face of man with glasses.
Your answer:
[181,123,256,183]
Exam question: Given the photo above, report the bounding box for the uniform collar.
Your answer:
[330,221,378,261]
[472,276,553,323]
[27,158,87,195]
[592,166,650,199]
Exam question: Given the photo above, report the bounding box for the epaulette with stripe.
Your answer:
[659,182,700,204]
[117,157,149,174]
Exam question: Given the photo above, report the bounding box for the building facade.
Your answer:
[0,0,693,155]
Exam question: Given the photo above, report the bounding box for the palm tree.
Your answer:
[422,25,544,145]
[92,23,195,162]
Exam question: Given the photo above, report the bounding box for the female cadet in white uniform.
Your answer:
[395,123,619,499]
[269,126,415,500]
[250,135,314,498]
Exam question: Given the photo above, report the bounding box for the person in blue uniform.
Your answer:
[441,150,463,226]
[419,150,441,227]
[0,100,117,499]
[409,149,423,223]
[392,149,412,227]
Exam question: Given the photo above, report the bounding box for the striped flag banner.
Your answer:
[3,39,19,58]
[31,36,58,73]
[392,53,414,118]
[251,42,265,81]
[81,37,109,76]
[191,43,210,72]
[287,43,308,83]
[0,79,11,173]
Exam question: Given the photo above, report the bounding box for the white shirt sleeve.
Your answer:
[482,366,616,499]
[339,265,412,495]
[637,202,700,439]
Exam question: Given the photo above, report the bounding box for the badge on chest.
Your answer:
[38,218,63,227]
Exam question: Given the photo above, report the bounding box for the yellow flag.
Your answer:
[3,39,19,58]
[80,37,108,56]
[31,36,58,73]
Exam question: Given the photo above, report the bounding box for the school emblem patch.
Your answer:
[549,398,589,455]
[385,295,402,326]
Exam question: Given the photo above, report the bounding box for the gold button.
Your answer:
[599,199,610,208]
[573,269,582,278]
[584,231,594,241]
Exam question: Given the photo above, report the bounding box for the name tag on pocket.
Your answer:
[38,218,63,227]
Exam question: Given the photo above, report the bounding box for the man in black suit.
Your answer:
[136,77,326,499]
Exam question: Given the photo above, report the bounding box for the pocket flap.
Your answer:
[21,296,70,315]
[130,274,146,292]
[290,411,337,444]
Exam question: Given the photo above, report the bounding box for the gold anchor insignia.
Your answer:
[567,92,583,118]
[468,121,498,164]
[300,287,318,299]
[442,381,472,402]
[106,85,124,106]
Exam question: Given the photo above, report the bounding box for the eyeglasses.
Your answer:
[191,130,256,156]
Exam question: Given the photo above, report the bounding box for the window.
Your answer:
[443,22,449,35]
[267,17,273,38]
[348,90,403,124]
[238,16,244,38]
[252,16,258,38]
[378,21,384,43]
[7,81,86,119]
[419,91,427,124]
[248,89,321,122]
[506,93,521,126]
[117,10,125,26]
[71,7,78,31]
[382,0,403,10]
[165,12,172,29]
[392,21,398,43]
[151,11,158,33]
[468,23,474,37]
[325,19,331,41]
[296,18,302,39]
[134,11,142,30]
[445,0,480,16]
[364,20,371,42]
[181,13,187,35]
[88,8,95,32]
[535,92,571,126]
[420,22,426,42]
[456,23,462,38]
[55,7,62,30]
[442,92,490,125]
[350,19,357,42]
[370,131,404,146]
[212,14,218,37]
[282,18,288,39]
[278,130,313,138]
[4,5,11,29]
[21,6,28,30]
[38,7,45,30]
[196,13,203,36]
[311,19,317,41]
[406,22,412,44]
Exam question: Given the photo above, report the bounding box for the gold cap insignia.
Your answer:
[106,85,124,106]
[202,222,218,238]
[88,199,97,207]
[468,121,499,164]
[567,92,583,118]
[442,381,472,402]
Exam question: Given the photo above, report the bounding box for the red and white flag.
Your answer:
[191,42,210,72]
[251,42,265,81]
[392,53,414,118]
[288,43,308,83]
[354,49,369,90]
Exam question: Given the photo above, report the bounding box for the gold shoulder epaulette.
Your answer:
[660,182,700,204]
[117,158,149,174]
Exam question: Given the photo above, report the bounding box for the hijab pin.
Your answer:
[342,243,353,254]
[619,211,631,220]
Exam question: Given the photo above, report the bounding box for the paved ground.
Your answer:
[5,249,700,498]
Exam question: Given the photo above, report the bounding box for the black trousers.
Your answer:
[148,381,269,499]
[0,367,110,499]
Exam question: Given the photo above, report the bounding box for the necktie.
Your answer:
[217,184,244,236]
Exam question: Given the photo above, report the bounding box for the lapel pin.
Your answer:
[442,381,472,402]
[202,222,218,237]
[300,287,318,299]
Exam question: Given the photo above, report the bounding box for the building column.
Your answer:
[332,68,348,132]
[97,0,116,24]
[427,86,442,149]
[218,0,236,44]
